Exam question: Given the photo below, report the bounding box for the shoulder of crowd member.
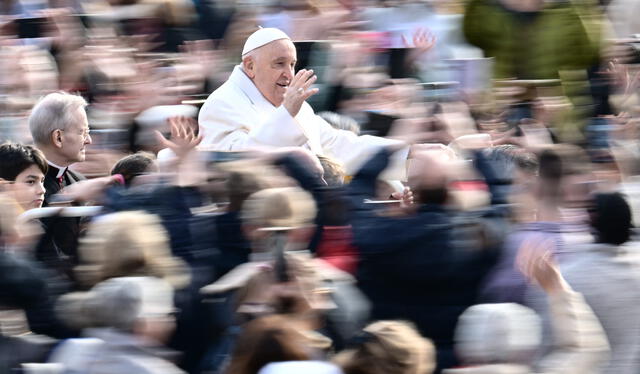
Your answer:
[449,208,508,258]
[351,148,393,180]
[0,251,48,309]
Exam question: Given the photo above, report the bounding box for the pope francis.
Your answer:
[198,27,409,180]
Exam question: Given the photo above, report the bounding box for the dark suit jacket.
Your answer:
[37,165,86,278]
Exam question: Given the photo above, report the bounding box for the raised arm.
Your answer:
[516,238,610,374]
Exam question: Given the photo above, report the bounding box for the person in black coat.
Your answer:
[348,147,505,372]
[27,92,92,278]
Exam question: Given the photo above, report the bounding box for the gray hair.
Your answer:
[318,112,360,135]
[56,276,175,331]
[28,92,87,146]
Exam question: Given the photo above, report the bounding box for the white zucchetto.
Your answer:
[241,27,291,57]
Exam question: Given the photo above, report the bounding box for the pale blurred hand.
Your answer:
[450,133,493,150]
[402,27,436,57]
[607,59,640,96]
[391,186,414,208]
[516,236,569,294]
[390,186,415,215]
[156,116,203,159]
[408,143,457,161]
[388,118,443,146]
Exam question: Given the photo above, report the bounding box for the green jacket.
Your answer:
[463,0,600,79]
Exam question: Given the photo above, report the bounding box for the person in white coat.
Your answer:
[198,28,412,180]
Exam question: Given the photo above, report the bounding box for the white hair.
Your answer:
[241,48,260,73]
[28,92,87,146]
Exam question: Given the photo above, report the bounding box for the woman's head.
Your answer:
[74,211,190,289]
[334,321,435,374]
[0,143,47,210]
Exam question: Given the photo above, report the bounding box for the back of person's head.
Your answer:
[454,303,541,366]
[0,142,47,181]
[57,276,175,341]
[408,150,450,206]
[539,145,593,208]
[537,148,564,201]
[317,156,345,187]
[28,92,87,147]
[110,152,158,187]
[590,192,633,245]
[227,314,312,374]
[241,187,317,251]
[75,211,190,289]
[241,187,317,230]
[334,320,435,374]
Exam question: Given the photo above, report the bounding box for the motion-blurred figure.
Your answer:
[463,0,601,80]
[347,146,505,370]
[334,320,435,374]
[197,27,411,180]
[558,193,640,374]
[51,276,185,374]
[445,237,609,374]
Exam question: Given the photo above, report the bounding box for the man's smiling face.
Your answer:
[243,39,297,107]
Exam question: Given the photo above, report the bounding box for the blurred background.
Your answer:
[3,0,640,373]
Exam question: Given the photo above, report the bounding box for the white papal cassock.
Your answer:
[198,65,409,180]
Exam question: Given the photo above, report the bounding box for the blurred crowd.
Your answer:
[3,0,640,373]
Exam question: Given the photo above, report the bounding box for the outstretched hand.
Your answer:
[403,27,436,67]
[283,69,319,117]
[402,27,437,55]
[156,116,203,159]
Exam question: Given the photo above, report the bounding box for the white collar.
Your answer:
[229,65,278,113]
[47,160,68,179]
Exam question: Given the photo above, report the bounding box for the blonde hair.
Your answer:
[317,155,345,186]
[334,320,435,374]
[75,211,190,289]
[241,187,317,229]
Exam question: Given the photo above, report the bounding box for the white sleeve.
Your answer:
[314,113,409,180]
[534,289,610,374]
[199,93,309,150]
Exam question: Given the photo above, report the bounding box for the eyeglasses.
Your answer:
[58,128,91,140]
